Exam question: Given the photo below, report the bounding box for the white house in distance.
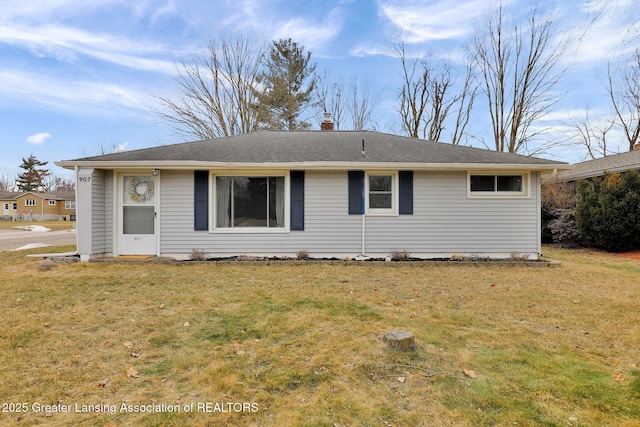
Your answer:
[56,129,569,262]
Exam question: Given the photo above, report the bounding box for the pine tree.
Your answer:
[16,154,50,192]
[256,38,317,130]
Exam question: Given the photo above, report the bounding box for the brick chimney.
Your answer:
[321,112,334,131]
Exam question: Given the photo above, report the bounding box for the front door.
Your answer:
[119,175,157,255]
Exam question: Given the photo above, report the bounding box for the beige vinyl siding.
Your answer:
[158,170,540,259]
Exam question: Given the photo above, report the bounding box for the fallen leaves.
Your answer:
[612,374,624,382]
[463,369,478,379]
[232,342,245,355]
[126,365,140,378]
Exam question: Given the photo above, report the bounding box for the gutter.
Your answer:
[55,160,571,173]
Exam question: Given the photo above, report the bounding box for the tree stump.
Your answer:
[384,331,415,351]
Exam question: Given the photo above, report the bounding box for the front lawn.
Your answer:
[1,247,639,426]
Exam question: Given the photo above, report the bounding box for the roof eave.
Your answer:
[55,160,570,172]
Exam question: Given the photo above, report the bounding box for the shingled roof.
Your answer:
[57,130,567,170]
[558,149,640,181]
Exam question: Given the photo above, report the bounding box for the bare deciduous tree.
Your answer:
[155,34,266,140]
[316,71,346,130]
[607,49,640,151]
[471,5,565,154]
[315,73,377,130]
[43,175,75,191]
[570,109,615,159]
[0,171,14,191]
[348,79,377,131]
[396,41,475,143]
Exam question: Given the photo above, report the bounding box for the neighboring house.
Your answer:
[557,147,640,181]
[0,191,76,221]
[56,130,569,262]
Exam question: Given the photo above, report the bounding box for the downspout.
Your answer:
[74,165,81,259]
[361,213,366,256]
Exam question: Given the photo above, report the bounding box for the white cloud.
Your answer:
[0,69,153,116]
[349,43,395,58]
[378,0,492,43]
[558,0,640,66]
[0,24,178,74]
[273,7,344,51]
[26,132,52,145]
[0,0,120,20]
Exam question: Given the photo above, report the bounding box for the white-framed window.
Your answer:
[213,174,288,231]
[25,198,36,206]
[12,203,17,210]
[48,200,56,206]
[365,172,398,215]
[65,200,75,209]
[468,173,529,197]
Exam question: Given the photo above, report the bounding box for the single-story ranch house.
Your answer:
[56,130,569,262]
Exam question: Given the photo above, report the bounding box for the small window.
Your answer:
[12,203,17,210]
[369,175,393,209]
[65,201,75,209]
[48,200,56,206]
[470,174,524,194]
[365,172,397,214]
[25,198,36,206]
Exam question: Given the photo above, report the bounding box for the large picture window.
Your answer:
[216,176,285,228]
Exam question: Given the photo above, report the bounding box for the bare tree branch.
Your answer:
[607,49,640,151]
[396,40,476,142]
[315,73,377,130]
[569,109,615,159]
[154,34,266,140]
[348,79,377,131]
[471,5,565,154]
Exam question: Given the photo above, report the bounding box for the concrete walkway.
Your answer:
[0,228,77,252]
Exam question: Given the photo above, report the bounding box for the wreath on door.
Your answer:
[127,176,155,203]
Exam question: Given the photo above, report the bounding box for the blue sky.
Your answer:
[1,0,639,182]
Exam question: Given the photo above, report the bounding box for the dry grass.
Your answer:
[1,246,640,426]
[0,220,75,231]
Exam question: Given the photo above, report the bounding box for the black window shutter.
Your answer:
[348,171,364,215]
[194,171,209,230]
[290,171,305,230]
[399,171,413,215]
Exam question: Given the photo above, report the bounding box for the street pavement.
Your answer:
[0,228,77,252]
